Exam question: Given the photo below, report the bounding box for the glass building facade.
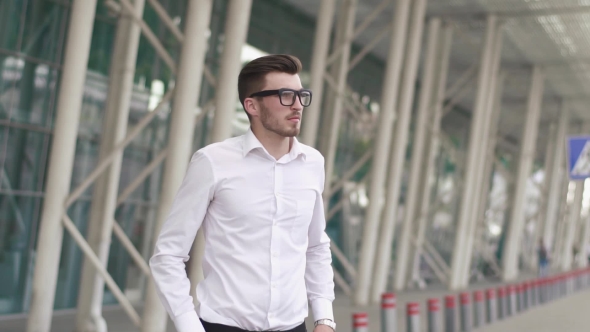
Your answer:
[0,0,502,322]
[0,0,392,316]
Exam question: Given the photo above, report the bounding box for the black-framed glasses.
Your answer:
[249,88,312,107]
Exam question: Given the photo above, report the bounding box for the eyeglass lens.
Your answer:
[279,90,311,106]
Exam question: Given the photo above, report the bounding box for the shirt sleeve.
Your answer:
[305,157,335,322]
[149,151,214,332]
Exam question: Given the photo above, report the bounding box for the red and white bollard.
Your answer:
[516,284,523,312]
[406,302,420,332]
[353,312,369,332]
[534,279,541,304]
[473,290,485,328]
[560,275,566,298]
[545,278,551,301]
[445,295,457,332]
[459,292,471,332]
[485,288,497,323]
[507,285,516,316]
[523,282,530,307]
[428,298,441,332]
[382,293,396,332]
[497,287,506,320]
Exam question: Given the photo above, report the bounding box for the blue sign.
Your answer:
[567,135,590,180]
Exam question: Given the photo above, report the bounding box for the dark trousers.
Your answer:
[200,319,306,332]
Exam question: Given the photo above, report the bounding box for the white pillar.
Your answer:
[142,1,213,331]
[460,26,505,286]
[578,208,590,268]
[528,121,557,269]
[410,23,454,285]
[354,0,412,306]
[318,2,352,156]
[322,0,356,199]
[537,122,557,240]
[301,0,336,147]
[502,66,545,281]
[552,177,570,268]
[562,180,585,270]
[464,72,506,285]
[544,103,570,250]
[209,0,252,143]
[25,1,97,331]
[75,1,145,331]
[449,15,498,290]
[384,12,436,295]
[191,0,252,306]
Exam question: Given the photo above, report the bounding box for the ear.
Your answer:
[243,97,259,118]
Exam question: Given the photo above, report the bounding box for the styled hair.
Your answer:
[238,54,303,119]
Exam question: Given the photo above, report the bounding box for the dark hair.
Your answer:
[238,54,303,120]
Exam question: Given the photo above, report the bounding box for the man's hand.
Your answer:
[313,324,335,332]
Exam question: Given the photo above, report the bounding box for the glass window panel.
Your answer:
[0,59,60,126]
[0,0,26,52]
[0,194,41,314]
[0,128,50,192]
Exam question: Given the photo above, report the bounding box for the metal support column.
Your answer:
[465,71,506,283]
[209,0,252,143]
[527,121,557,269]
[552,178,571,268]
[385,12,437,294]
[460,26,505,286]
[25,0,97,331]
[536,122,557,240]
[301,0,336,147]
[562,179,585,271]
[502,66,545,281]
[192,0,252,307]
[410,23,454,286]
[449,15,498,290]
[544,103,570,250]
[142,1,213,331]
[579,212,590,268]
[354,0,412,305]
[322,0,357,199]
[75,1,145,330]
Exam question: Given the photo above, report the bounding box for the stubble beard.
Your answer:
[260,103,300,137]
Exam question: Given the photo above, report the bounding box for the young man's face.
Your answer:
[255,72,304,138]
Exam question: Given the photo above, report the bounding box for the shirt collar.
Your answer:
[243,128,307,161]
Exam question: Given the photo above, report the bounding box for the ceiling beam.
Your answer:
[429,5,590,20]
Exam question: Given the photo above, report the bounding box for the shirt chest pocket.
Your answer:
[290,198,316,244]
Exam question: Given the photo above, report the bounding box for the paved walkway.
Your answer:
[4,276,588,332]
[476,289,590,332]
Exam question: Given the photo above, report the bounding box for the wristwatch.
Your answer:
[314,319,336,331]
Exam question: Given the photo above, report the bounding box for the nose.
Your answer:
[291,95,304,111]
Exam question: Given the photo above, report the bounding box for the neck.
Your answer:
[251,125,292,160]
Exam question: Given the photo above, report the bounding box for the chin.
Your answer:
[279,128,299,137]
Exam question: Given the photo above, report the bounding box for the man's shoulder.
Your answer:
[298,142,324,163]
[194,136,243,162]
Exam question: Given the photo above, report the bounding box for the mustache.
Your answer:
[287,113,302,119]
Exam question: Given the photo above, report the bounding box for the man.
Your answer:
[537,238,549,277]
[150,54,336,332]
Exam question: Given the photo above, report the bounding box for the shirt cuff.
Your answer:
[174,310,204,332]
[310,298,334,322]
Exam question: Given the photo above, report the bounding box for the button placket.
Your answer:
[268,162,281,321]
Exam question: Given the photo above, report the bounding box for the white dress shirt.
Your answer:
[150,129,335,332]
